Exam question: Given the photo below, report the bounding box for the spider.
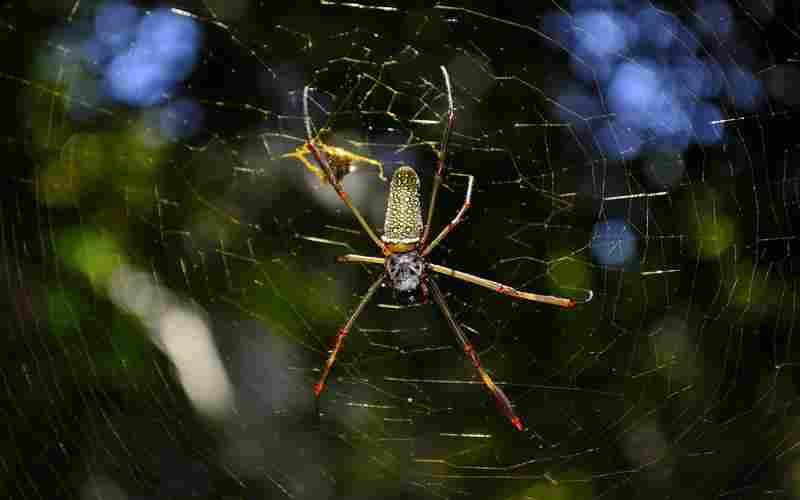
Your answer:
[291,66,592,431]
[283,127,387,186]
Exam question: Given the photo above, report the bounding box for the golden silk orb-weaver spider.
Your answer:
[292,67,592,431]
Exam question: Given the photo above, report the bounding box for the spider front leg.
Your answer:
[289,85,387,253]
[314,273,385,398]
[428,279,524,431]
[420,65,456,247]
[305,141,387,253]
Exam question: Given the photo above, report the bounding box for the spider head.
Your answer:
[385,251,427,305]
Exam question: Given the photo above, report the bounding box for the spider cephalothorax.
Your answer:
[385,251,428,305]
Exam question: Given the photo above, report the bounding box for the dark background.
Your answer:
[2,0,800,498]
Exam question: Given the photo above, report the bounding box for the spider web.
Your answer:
[3,0,800,498]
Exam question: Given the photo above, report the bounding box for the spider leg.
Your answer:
[420,65,455,247]
[299,86,387,253]
[282,146,327,183]
[314,273,386,398]
[428,278,523,431]
[429,263,593,308]
[421,173,473,256]
[336,254,384,266]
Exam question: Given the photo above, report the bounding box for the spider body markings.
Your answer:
[294,66,592,431]
[385,250,427,305]
[382,165,428,304]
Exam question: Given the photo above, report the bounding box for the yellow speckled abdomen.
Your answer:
[382,166,423,250]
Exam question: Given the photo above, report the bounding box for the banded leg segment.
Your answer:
[421,174,474,256]
[299,85,386,252]
[314,273,385,398]
[429,263,588,308]
[305,141,386,252]
[420,65,456,247]
[336,254,384,266]
[428,279,524,431]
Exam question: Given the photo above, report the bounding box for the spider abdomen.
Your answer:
[382,166,423,253]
